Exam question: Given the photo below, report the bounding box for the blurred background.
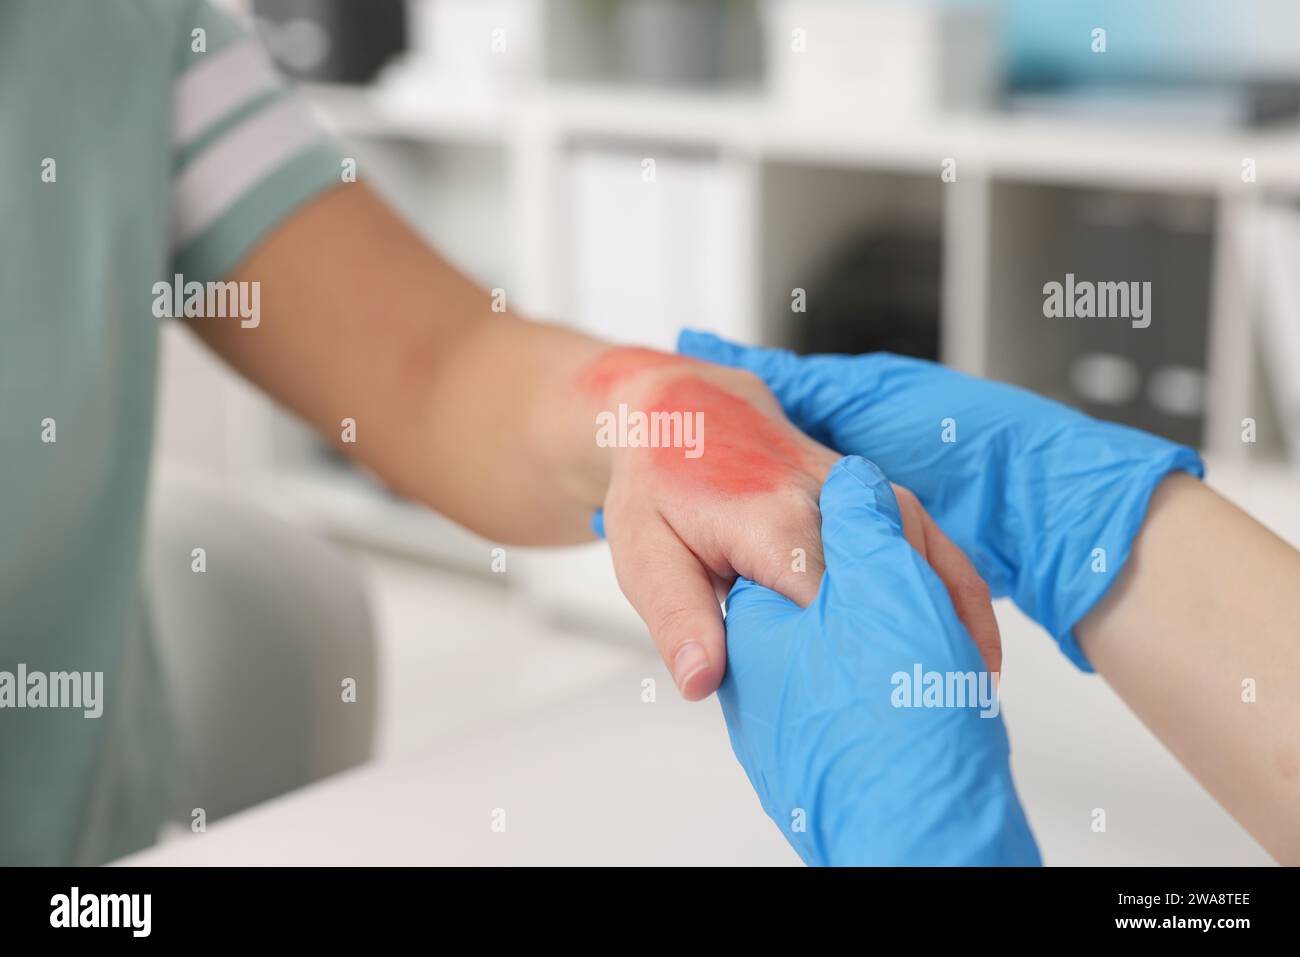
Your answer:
[141,0,1300,864]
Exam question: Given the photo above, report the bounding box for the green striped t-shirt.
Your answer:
[0,0,342,864]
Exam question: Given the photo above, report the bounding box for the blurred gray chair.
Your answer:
[144,470,377,826]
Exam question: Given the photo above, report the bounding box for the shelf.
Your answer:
[305,79,1300,195]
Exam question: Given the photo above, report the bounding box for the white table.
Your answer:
[119,666,800,866]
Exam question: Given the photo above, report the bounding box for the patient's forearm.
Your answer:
[1076,473,1300,863]
[197,182,616,544]
[379,309,615,544]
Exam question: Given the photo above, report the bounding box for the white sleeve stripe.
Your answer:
[171,95,325,249]
[172,39,281,149]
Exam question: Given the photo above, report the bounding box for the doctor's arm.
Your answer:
[679,333,1300,859]
[1076,473,1300,864]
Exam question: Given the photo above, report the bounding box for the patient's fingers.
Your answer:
[915,503,1003,675]
[890,483,930,556]
[606,513,728,700]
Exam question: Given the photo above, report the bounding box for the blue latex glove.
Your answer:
[722,456,1041,866]
[681,331,1204,671]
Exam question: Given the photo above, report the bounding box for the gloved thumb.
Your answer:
[818,456,909,578]
[723,575,801,641]
[817,456,991,679]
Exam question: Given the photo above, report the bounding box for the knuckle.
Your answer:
[773,484,822,527]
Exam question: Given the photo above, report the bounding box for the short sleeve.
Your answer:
[169,0,344,280]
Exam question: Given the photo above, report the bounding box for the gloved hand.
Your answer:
[721,456,1040,866]
[681,331,1204,671]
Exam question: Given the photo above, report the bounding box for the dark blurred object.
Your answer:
[615,0,727,86]
[799,230,942,361]
[1062,193,1214,446]
[1237,80,1300,126]
[251,0,406,84]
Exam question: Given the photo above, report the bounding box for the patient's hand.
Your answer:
[580,348,1000,699]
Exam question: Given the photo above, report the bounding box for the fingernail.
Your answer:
[672,642,709,693]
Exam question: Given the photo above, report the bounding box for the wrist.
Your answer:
[533,344,695,514]
[1018,426,1203,664]
[568,346,701,504]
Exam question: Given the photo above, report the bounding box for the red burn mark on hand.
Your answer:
[646,376,805,497]
[574,347,687,397]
